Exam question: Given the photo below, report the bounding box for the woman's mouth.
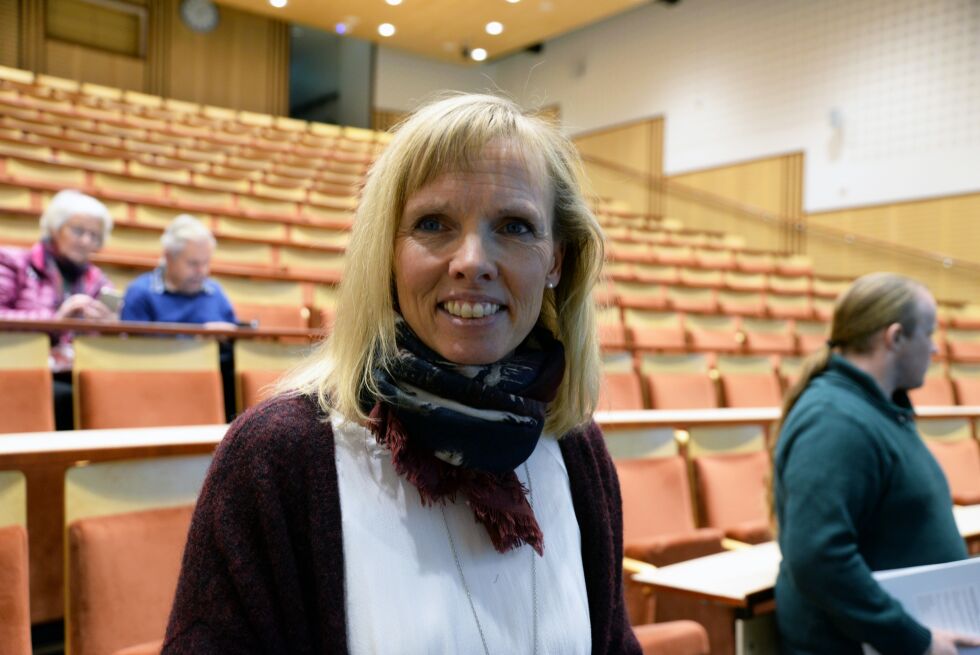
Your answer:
[441,301,503,319]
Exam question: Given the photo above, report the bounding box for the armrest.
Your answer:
[724,520,773,545]
[722,537,752,550]
[625,527,725,567]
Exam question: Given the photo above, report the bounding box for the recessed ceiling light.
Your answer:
[378,23,396,37]
[386,0,402,5]
[485,21,504,35]
[335,22,347,34]
[269,0,287,7]
[506,0,520,3]
[471,48,488,61]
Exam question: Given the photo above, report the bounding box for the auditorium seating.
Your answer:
[233,340,312,411]
[918,419,980,506]
[715,356,783,408]
[0,471,30,655]
[73,336,225,429]
[641,353,718,410]
[0,333,54,433]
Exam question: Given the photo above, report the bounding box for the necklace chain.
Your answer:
[441,462,537,655]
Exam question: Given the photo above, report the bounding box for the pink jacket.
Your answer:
[0,242,112,370]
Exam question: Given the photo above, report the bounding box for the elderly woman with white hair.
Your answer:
[0,189,116,428]
[163,94,649,654]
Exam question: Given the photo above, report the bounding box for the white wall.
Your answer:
[374,47,501,111]
[375,0,980,213]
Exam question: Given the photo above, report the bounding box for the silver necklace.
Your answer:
[440,462,538,655]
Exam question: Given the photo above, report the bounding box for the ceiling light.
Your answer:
[335,22,347,34]
[471,48,488,61]
[506,0,520,3]
[378,23,396,37]
[269,0,286,7]
[485,21,504,35]
[386,0,402,4]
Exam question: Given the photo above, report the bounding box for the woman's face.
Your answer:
[394,142,563,365]
[52,213,104,265]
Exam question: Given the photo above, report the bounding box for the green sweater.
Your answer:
[774,355,967,655]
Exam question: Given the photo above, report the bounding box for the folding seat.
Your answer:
[774,254,812,276]
[65,456,211,655]
[213,214,288,240]
[794,319,829,355]
[632,622,709,655]
[693,247,735,271]
[687,425,772,544]
[766,292,813,320]
[92,172,165,202]
[715,355,783,408]
[653,244,696,267]
[685,313,740,353]
[233,340,311,411]
[733,251,774,273]
[210,240,275,269]
[58,150,126,175]
[640,353,718,410]
[950,363,980,404]
[597,305,628,350]
[908,362,954,406]
[603,259,635,282]
[946,328,980,363]
[666,286,717,314]
[234,303,310,330]
[950,303,980,329]
[279,247,345,280]
[73,336,225,429]
[0,333,55,433]
[778,356,804,392]
[717,289,766,317]
[811,275,850,299]
[608,240,654,264]
[678,267,723,289]
[811,296,835,322]
[633,263,679,285]
[615,280,668,311]
[598,351,645,411]
[616,453,724,623]
[624,309,686,352]
[918,419,980,505]
[128,161,191,185]
[5,157,86,188]
[0,470,30,655]
[741,317,796,355]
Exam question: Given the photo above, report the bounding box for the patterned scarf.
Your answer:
[364,318,566,555]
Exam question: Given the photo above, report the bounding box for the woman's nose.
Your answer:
[448,232,497,281]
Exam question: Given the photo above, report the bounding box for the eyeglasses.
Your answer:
[65,224,104,246]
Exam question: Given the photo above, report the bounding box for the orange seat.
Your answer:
[77,370,225,429]
[693,451,773,544]
[0,524,31,655]
[952,377,980,404]
[237,369,282,410]
[234,303,308,330]
[599,322,629,350]
[68,505,193,655]
[742,331,796,355]
[598,372,645,410]
[646,373,718,410]
[948,341,980,363]
[617,457,725,624]
[0,369,54,433]
[909,376,955,406]
[633,621,709,655]
[719,373,783,408]
[924,439,980,505]
[629,326,687,352]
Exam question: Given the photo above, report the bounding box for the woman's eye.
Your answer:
[502,220,533,236]
[415,216,443,232]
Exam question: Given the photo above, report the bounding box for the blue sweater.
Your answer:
[774,355,967,655]
[121,269,237,325]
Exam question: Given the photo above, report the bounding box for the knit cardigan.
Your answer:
[163,394,640,654]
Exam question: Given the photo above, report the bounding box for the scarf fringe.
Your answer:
[371,404,544,555]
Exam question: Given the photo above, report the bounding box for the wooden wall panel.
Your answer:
[0,0,17,67]
[573,117,664,216]
[18,0,45,71]
[44,39,144,91]
[164,0,287,114]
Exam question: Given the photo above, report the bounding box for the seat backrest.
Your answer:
[616,456,697,541]
[952,377,980,405]
[68,505,193,655]
[234,303,308,329]
[598,372,646,411]
[909,376,955,406]
[77,370,224,429]
[0,524,30,655]
[238,369,283,410]
[719,373,783,408]
[693,450,770,532]
[646,373,718,409]
[923,438,980,505]
[0,369,53,433]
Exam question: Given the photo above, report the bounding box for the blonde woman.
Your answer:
[164,95,640,654]
[772,273,979,655]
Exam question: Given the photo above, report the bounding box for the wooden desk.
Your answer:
[0,425,225,623]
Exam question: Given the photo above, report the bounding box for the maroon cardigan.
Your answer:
[163,395,640,654]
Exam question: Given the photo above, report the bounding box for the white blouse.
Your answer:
[332,413,592,655]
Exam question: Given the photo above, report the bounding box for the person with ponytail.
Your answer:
[772,272,979,655]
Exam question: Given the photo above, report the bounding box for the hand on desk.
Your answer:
[927,629,980,655]
[56,294,115,320]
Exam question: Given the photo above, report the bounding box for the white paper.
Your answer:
[862,557,980,655]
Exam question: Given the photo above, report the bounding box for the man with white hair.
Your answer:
[121,214,237,326]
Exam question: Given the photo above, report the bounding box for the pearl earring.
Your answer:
[546,282,555,289]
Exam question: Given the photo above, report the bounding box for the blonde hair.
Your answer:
[280,93,605,436]
[769,272,927,522]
